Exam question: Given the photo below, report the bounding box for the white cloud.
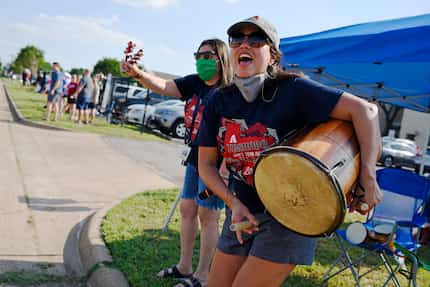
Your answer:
[112,0,177,9]
[224,0,240,4]
[0,14,142,70]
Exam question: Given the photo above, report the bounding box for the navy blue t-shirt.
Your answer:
[50,70,63,94]
[198,77,343,213]
[174,74,217,167]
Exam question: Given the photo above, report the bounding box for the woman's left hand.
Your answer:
[349,169,382,214]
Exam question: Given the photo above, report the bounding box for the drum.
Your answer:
[346,222,396,245]
[253,119,360,237]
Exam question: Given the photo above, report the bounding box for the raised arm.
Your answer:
[330,92,382,213]
[121,61,182,99]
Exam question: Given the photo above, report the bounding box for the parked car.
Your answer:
[150,101,185,138]
[125,100,182,126]
[125,104,156,125]
[111,83,173,106]
[380,141,419,169]
[382,136,422,156]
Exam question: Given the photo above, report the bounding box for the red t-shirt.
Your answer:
[67,82,78,97]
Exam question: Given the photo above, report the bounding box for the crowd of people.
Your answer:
[24,63,104,123]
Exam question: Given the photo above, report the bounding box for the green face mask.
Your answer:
[196,59,218,81]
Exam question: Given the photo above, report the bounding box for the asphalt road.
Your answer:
[103,136,186,187]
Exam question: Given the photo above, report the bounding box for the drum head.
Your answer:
[346,222,367,245]
[254,147,346,237]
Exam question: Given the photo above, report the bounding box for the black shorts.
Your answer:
[88,103,95,109]
[67,96,76,104]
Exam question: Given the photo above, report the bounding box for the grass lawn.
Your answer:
[102,189,430,287]
[3,79,164,141]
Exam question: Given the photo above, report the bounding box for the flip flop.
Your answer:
[157,265,192,279]
[174,276,205,287]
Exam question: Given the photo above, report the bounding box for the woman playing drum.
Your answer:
[197,16,383,287]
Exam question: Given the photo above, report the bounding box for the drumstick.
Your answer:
[229,221,257,232]
[360,202,369,212]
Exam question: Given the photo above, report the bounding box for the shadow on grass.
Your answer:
[106,229,184,287]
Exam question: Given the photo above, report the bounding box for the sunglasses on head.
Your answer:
[194,51,217,60]
[229,32,268,48]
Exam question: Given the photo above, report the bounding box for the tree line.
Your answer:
[3,45,127,77]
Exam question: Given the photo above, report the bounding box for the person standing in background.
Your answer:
[66,74,79,120]
[75,69,93,124]
[122,38,232,287]
[88,74,100,123]
[45,62,63,121]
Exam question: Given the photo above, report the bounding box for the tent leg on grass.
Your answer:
[161,190,181,231]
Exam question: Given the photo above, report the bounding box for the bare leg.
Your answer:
[77,109,83,123]
[84,109,90,124]
[53,102,60,121]
[233,256,295,287]
[193,207,220,284]
[46,102,53,120]
[70,104,76,121]
[208,250,247,287]
[176,199,199,275]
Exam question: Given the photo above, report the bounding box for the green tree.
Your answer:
[39,61,51,72]
[10,45,46,74]
[0,60,3,75]
[93,58,125,77]
[69,68,85,75]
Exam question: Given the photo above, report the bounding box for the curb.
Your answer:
[78,204,129,287]
[2,82,68,131]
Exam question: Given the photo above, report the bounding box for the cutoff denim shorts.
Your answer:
[181,163,224,210]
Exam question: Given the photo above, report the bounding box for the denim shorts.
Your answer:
[77,96,89,110]
[217,208,318,265]
[47,92,61,103]
[181,164,224,210]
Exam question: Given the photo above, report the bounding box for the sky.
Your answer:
[1,0,430,76]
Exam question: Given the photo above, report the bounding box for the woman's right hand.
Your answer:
[230,197,258,244]
[121,61,141,78]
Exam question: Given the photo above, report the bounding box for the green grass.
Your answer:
[102,189,430,287]
[0,271,84,286]
[3,79,164,141]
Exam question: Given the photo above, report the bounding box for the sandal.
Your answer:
[157,265,192,279]
[174,276,205,287]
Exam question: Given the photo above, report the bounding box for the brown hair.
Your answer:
[197,38,232,87]
[267,43,304,80]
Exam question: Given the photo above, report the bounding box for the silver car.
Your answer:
[380,141,418,168]
[151,101,185,138]
[125,100,182,125]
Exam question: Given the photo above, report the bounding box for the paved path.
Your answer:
[0,82,183,286]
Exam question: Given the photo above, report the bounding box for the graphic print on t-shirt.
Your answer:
[184,95,204,144]
[217,117,279,186]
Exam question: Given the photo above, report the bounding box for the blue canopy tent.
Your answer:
[280,13,430,114]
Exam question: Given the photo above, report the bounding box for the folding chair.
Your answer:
[322,168,430,287]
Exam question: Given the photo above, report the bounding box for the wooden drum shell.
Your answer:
[254,120,361,237]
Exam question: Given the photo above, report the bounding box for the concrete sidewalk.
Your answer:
[0,82,178,285]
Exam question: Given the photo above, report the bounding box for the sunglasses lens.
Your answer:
[248,33,267,47]
[229,33,267,48]
[229,34,244,48]
[194,51,216,60]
